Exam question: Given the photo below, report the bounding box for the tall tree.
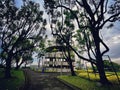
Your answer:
[74,29,97,73]
[22,52,33,68]
[36,36,47,67]
[49,8,76,76]
[56,34,76,76]
[0,0,46,78]
[44,0,120,84]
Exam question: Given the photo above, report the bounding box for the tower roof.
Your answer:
[45,45,69,52]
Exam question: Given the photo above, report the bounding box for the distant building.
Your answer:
[44,46,75,72]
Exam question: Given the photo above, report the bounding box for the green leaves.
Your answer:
[0,0,47,65]
[0,52,7,59]
[75,29,85,45]
[64,10,78,20]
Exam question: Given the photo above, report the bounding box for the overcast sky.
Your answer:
[101,21,120,61]
[36,0,120,61]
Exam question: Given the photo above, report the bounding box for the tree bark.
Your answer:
[91,62,96,73]
[93,31,110,84]
[15,66,20,70]
[15,62,20,70]
[67,46,76,76]
[69,60,76,76]
[25,63,27,68]
[38,59,40,68]
[15,60,19,70]
[96,57,109,84]
[15,60,24,70]
[5,55,12,78]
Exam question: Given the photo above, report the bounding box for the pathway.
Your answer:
[23,69,74,90]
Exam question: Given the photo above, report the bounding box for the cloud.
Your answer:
[101,21,120,61]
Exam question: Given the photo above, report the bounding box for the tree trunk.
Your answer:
[96,56,109,84]
[69,60,76,76]
[93,31,109,84]
[15,60,19,70]
[25,63,27,68]
[5,56,12,78]
[15,63,20,70]
[38,59,40,68]
[15,66,19,70]
[67,46,76,76]
[15,60,24,70]
[91,63,96,73]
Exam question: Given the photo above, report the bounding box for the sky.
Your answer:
[0,0,119,64]
[101,21,120,61]
[33,0,120,62]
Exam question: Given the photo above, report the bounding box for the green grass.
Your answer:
[76,70,120,84]
[0,68,25,90]
[58,70,120,90]
[58,75,120,90]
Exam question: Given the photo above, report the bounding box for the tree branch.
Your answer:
[55,5,89,29]
[100,38,109,56]
[100,12,120,28]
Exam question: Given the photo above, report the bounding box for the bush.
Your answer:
[0,69,25,90]
[104,60,120,72]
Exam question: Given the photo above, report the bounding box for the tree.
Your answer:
[44,0,120,84]
[48,8,76,76]
[0,0,46,78]
[36,36,47,68]
[14,49,34,70]
[22,52,33,68]
[56,36,76,76]
[14,53,22,70]
[74,29,97,73]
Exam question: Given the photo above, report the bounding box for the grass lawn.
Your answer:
[0,68,25,90]
[58,70,120,90]
[76,70,120,84]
